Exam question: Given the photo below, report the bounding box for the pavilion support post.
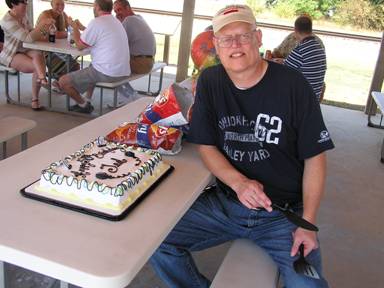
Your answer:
[27,1,34,25]
[365,32,384,115]
[175,0,195,82]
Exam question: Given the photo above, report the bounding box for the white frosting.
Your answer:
[38,141,167,211]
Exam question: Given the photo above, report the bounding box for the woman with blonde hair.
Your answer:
[0,0,54,110]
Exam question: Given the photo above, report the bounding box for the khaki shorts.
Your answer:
[69,65,128,94]
[130,55,154,74]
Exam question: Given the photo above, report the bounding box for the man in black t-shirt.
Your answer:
[150,5,333,288]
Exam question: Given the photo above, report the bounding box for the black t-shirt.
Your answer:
[187,62,334,205]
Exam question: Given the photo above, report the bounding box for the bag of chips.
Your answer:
[105,122,183,155]
[137,83,193,127]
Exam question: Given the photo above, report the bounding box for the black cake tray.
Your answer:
[20,165,174,221]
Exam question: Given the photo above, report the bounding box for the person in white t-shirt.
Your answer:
[57,0,131,113]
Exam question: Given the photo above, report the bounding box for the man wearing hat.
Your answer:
[150,5,333,287]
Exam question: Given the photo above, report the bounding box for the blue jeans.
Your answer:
[150,187,329,288]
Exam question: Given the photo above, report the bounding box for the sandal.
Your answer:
[31,99,43,111]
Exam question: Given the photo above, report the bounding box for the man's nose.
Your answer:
[231,36,242,48]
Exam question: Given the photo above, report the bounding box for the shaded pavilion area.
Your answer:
[0,71,383,287]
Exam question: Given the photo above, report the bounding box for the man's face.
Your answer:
[113,2,128,22]
[51,0,65,14]
[214,22,262,75]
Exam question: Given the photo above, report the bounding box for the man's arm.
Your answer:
[291,152,327,257]
[272,32,297,58]
[198,145,272,211]
[69,19,88,50]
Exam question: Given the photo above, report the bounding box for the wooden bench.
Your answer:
[210,239,279,288]
[0,116,36,160]
[0,64,21,104]
[367,91,384,163]
[95,61,167,115]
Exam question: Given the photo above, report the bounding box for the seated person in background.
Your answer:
[36,0,85,80]
[113,0,155,74]
[284,15,327,101]
[113,0,156,100]
[37,0,85,39]
[150,5,333,288]
[272,18,324,59]
[57,0,130,114]
[0,0,54,110]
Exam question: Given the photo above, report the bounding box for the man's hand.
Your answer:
[70,19,80,31]
[198,145,272,212]
[74,19,86,31]
[291,227,318,257]
[67,17,74,27]
[232,178,272,211]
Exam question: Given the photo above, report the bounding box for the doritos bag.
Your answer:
[137,83,193,127]
[106,122,183,155]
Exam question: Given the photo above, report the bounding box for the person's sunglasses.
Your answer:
[215,30,256,48]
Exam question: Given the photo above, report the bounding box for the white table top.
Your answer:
[0,97,212,288]
[23,39,89,57]
[372,91,384,111]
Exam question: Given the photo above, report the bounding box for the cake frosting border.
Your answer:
[39,140,164,210]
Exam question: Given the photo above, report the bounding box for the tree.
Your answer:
[273,0,341,18]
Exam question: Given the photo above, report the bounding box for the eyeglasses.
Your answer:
[215,30,256,48]
[19,0,28,5]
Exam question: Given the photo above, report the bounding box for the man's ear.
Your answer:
[256,29,263,48]
[212,37,221,60]
[213,37,218,51]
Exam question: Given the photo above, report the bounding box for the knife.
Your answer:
[220,184,319,231]
[272,203,319,232]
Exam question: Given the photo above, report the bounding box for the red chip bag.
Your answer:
[137,83,193,127]
[106,122,182,155]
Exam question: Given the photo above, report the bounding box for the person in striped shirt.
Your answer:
[283,15,326,101]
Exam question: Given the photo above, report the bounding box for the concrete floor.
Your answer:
[1,71,384,287]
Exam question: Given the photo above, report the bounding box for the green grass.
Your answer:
[325,58,375,106]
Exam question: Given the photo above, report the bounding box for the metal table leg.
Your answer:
[21,132,28,151]
[17,72,21,103]
[66,55,71,111]
[1,142,6,160]
[0,261,5,288]
[48,52,52,109]
[4,71,11,103]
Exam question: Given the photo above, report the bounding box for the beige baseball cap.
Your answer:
[212,5,256,34]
